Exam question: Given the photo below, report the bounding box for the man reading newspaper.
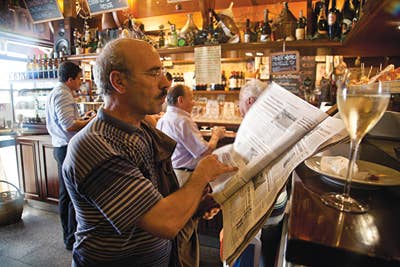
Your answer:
[211,82,347,265]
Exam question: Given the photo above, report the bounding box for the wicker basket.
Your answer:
[273,2,297,41]
[0,180,24,226]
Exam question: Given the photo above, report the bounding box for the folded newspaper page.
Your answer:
[211,82,347,265]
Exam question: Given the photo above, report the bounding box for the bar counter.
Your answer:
[285,141,400,267]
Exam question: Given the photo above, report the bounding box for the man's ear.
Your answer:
[177,95,184,105]
[247,96,257,106]
[110,71,126,94]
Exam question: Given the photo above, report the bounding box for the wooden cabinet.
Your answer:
[16,135,59,203]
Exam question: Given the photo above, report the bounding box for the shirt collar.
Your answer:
[166,105,191,117]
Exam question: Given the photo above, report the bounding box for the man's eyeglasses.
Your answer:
[138,68,166,80]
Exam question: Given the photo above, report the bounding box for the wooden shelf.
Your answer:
[342,0,400,57]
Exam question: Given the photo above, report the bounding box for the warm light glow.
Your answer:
[57,0,64,14]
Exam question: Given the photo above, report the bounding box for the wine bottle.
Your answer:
[212,9,233,42]
[312,0,328,37]
[342,0,356,35]
[295,10,307,40]
[244,19,256,43]
[260,9,272,42]
[327,0,342,40]
[317,3,328,37]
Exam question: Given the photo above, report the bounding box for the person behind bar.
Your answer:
[45,61,96,251]
[156,84,225,266]
[62,38,236,267]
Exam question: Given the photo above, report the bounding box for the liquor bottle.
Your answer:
[169,23,178,47]
[244,19,252,43]
[37,54,44,79]
[327,0,342,40]
[221,70,227,91]
[180,13,199,46]
[158,28,165,48]
[229,72,236,91]
[342,0,356,35]
[212,9,233,41]
[295,10,307,40]
[42,54,48,79]
[312,0,328,37]
[254,21,262,42]
[317,3,328,37]
[260,9,272,42]
[48,54,54,79]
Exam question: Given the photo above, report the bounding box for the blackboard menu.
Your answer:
[272,73,300,95]
[87,0,129,16]
[24,0,63,24]
[270,51,300,74]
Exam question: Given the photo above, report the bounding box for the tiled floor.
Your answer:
[0,202,222,267]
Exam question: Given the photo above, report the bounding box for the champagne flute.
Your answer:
[320,81,390,213]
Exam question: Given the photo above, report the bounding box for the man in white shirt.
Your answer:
[45,61,95,250]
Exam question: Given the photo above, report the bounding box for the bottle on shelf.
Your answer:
[221,70,227,91]
[42,54,48,79]
[327,0,342,40]
[317,3,328,37]
[312,0,328,37]
[158,25,165,48]
[295,10,307,40]
[254,21,262,42]
[37,54,44,79]
[211,9,233,42]
[244,19,253,43]
[168,22,178,47]
[260,9,272,42]
[229,71,236,91]
[341,0,356,36]
[48,54,54,79]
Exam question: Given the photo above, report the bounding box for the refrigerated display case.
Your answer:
[11,79,57,129]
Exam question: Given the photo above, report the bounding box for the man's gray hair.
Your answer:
[239,78,268,102]
[93,38,130,96]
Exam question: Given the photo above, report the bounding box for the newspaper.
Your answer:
[211,82,347,265]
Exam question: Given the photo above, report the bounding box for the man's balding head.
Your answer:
[93,38,156,95]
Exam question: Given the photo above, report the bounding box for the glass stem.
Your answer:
[343,139,360,198]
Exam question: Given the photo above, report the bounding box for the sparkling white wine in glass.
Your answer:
[320,81,390,213]
[337,94,390,141]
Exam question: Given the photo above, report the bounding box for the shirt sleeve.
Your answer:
[76,156,163,234]
[176,117,208,159]
[54,90,77,131]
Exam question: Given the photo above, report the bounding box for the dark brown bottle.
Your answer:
[327,0,342,40]
[317,4,328,37]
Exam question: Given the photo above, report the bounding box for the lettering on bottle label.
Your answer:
[328,13,337,26]
[295,28,305,40]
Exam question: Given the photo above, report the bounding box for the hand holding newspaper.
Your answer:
[211,82,348,265]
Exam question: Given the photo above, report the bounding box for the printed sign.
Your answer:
[87,0,129,16]
[270,51,300,74]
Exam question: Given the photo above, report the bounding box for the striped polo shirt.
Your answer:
[63,108,172,266]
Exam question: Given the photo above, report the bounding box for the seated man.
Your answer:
[156,84,225,266]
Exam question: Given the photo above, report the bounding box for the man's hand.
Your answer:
[82,110,96,121]
[212,126,226,139]
[192,154,237,184]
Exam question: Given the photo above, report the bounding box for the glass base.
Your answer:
[320,192,368,213]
